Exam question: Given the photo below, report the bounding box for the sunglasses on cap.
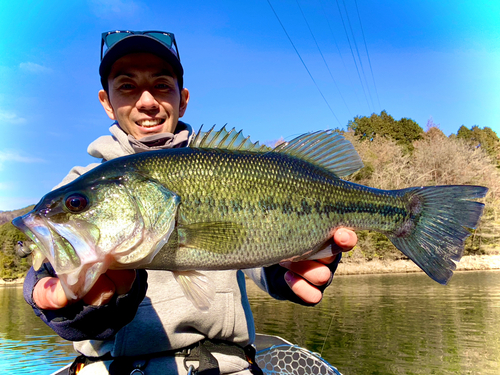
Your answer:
[100,30,180,61]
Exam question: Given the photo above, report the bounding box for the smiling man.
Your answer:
[24,30,357,375]
[99,52,189,139]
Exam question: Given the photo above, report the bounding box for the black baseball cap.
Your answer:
[99,30,184,90]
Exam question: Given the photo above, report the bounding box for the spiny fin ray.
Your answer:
[191,127,363,177]
[190,125,271,152]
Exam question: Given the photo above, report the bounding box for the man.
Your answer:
[25,31,357,374]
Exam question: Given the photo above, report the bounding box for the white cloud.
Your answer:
[89,0,144,18]
[19,62,52,74]
[0,150,45,165]
[0,109,26,124]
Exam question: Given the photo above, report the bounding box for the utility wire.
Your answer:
[295,0,352,119]
[342,0,374,111]
[267,0,342,127]
[320,0,363,110]
[354,0,381,109]
[334,0,371,112]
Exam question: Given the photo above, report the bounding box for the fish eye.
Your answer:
[64,193,89,213]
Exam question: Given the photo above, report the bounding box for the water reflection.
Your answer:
[248,270,500,375]
[0,285,75,375]
[1,270,500,374]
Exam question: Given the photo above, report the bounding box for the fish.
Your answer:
[13,127,488,310]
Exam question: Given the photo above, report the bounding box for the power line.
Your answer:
[334,0,372,112]
[295,0,352,119]
[354,0,381,109]
[341,0,374,111]
[320,0,363,110]
[266,0,342,127]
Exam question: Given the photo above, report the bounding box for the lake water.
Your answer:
[1,270,500,374]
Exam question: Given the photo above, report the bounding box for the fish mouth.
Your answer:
[12,214,56,263]
[12,212,102,299]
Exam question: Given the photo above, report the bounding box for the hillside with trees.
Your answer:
[0,114,499,280]
[0,207,32,280]
[343,112,500,261]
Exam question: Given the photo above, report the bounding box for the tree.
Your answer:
[347,110,423,152]
[456,125,472,140]
[424,116,446,140]
[456,125,500,163]
[0,221,31,279]
[426,116,440,131]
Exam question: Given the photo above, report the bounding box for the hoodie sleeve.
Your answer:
[23,264,148,341]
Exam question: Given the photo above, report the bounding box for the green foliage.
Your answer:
[347,110,424,152]
[456,125,500,163]
[0,221,31,280]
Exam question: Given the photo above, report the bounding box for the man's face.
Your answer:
[98,52,189,139]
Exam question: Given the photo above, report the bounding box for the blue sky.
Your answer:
[1,0,499,211]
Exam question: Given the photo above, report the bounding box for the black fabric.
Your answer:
[263,252,342,306]
[184,340,258,375]
[191,344,220,375]
[68,339,262,375]
[24,265,148,341]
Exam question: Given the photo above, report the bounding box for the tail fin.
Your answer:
[388,185,488,284]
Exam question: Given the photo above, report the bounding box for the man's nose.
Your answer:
[137,90,159,109]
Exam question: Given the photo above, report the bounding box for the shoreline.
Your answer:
[2,255,500,286]
[336,254,500,276]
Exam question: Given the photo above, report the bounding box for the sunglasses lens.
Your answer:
[146,32,173,48]
[104,32,131,48]
[101,31,178,60]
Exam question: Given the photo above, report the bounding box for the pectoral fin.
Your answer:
[177,222,246,254]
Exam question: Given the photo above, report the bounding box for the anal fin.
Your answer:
[305,240,336,261]
[173,270,216,312]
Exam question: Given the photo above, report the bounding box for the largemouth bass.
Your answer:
[13,128,487,310]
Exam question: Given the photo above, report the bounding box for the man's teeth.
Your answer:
[137,119,163,127]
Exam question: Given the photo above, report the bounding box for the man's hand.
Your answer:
[33,270,137,310]
[279,228,357,304]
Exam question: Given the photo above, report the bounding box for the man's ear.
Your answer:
[98,90,116,120]
[179,88,190,118]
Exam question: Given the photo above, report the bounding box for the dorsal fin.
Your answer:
[190,125,271,152]
[274,130,364,177]
[191,126,363,177]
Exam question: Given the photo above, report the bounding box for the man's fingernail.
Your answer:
[284,271,295,285]
[51,282,66,309]
[338,229,349,245]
